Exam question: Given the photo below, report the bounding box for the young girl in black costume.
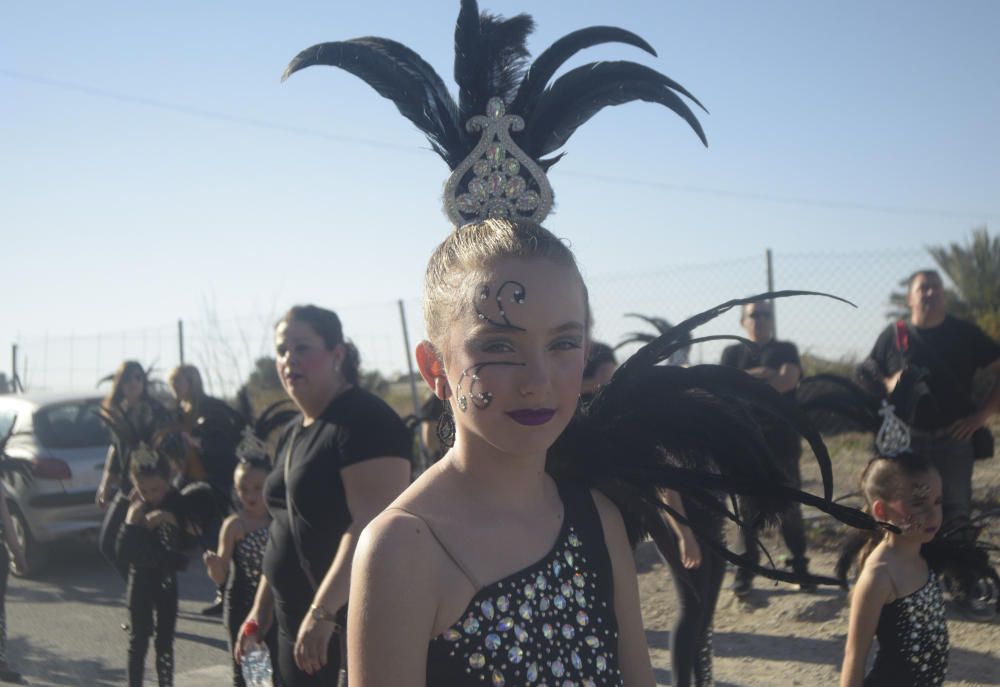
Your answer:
[116,445,187,687]
[204,454,275,687]
[96,360,173,578]
[840,452,948,687]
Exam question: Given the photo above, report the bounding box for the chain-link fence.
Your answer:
[8,248,935,410]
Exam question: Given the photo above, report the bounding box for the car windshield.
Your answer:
[34,401,110,449]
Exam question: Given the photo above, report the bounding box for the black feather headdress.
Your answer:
[550,291,886,588]
[283,0,706,225]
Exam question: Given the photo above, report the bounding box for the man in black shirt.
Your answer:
[720,301,812,597]
[863,270,1000,535]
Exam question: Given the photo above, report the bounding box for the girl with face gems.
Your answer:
[350,219,654,687]
[235,305,412,687]
[840,454,949,687]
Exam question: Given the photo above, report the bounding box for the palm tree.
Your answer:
[929,227,1000,338]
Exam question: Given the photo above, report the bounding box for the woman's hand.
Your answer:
[95,481,110,510]
[678,528,702,569]
[294,612,337,675]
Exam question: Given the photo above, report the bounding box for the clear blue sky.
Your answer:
[3,1,998,390]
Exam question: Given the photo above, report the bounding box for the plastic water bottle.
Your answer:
[240,621,274,687]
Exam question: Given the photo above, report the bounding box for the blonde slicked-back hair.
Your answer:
[423,218,588,351]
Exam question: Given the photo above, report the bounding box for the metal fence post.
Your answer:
[766,248,776,338]
[178,319,185,365]
[398,299,426,472]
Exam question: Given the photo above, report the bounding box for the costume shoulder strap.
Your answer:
[386,506,482,592]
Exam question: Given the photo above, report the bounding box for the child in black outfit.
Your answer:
[116,444,186,687]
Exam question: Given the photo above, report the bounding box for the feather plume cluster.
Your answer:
[282,0,707,176]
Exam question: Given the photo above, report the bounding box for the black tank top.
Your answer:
[865,571,948,686]
[423,480,623,687]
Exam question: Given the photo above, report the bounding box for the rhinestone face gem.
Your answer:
[539,597,551,611]
[568,532,582,547]
[508,645,524,664]
[536,574,548,590]
[542,623,554,639]
[561,624,575,639]
[473,159,491,177]
[481,599,495,620]
[596,655,607,672]
[515,625,529,643]
[585,635,601,649]
[551,659,565,677]
[561,583,573,597]
[492,669,505,687]
[552,560,562,577]
[470,653,486,669]
[576,591,587,607]
[554,595,567,610]
[485,633,501,651]
[571,651,582,670]
[444,629,462,641]
[463,616,480,634]
[496,595,509,612]
[564,550,574,566]
[524,584,536,599]
[576,610,589,626]
[573,573,585,588]
[583,679,596,687]
[497,617,514,632]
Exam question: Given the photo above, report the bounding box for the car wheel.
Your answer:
[8,503,46,577]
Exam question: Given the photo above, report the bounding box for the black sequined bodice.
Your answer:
[234,525,268,591]
[865,572,949,687]
[426,481,623,687]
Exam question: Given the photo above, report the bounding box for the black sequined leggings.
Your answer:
[126,569,178,687]
[669,547,725,687]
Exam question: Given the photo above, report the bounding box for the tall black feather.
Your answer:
[284,39,465,166]
[511,26,657,121]
[522,61,709,157]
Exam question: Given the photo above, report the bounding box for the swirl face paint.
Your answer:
[475,281,527,331]
[457,281,528,413]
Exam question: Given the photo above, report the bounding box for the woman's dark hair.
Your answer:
[583,342,617,380]
[104,360,149,410]
[277,304,360,385]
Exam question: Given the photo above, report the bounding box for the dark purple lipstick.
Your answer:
[506,408,556,426]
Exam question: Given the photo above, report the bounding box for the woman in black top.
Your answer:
[236,305,411,686]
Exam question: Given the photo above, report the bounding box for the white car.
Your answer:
[0,393,110,576]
